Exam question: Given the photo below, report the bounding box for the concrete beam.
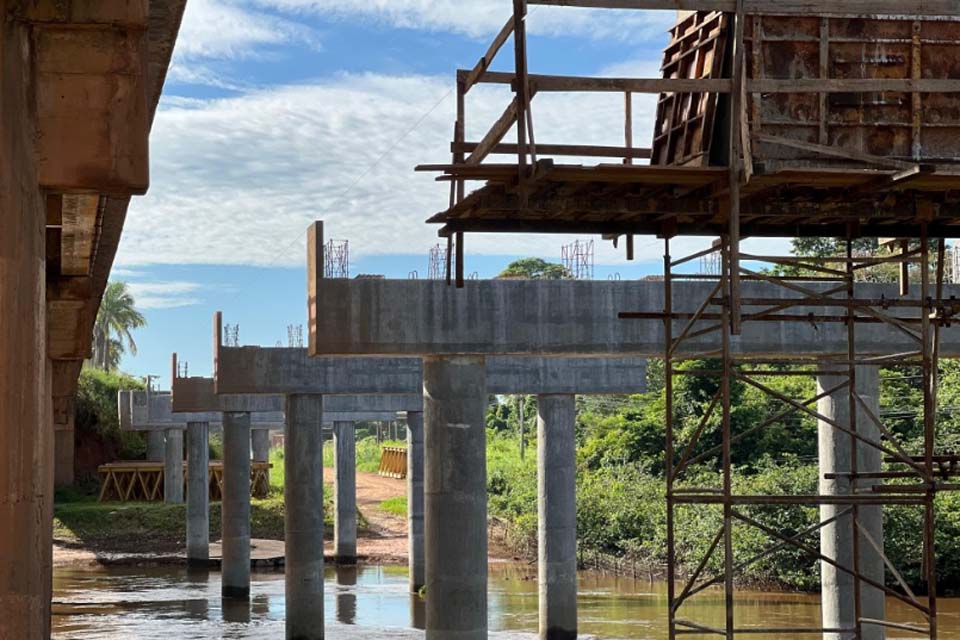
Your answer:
[308,270,960,358]
[120,389,409,431]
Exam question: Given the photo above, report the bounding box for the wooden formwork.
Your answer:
[378,446,407,479]
[98,461,273,502]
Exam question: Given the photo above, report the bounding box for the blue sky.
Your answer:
[116,1,788,383]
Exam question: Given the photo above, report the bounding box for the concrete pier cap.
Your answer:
[304,221,960,359]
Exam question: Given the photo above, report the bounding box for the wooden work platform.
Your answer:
[97,461,272,502]
[420,161,960,239]
[421,8,960,242]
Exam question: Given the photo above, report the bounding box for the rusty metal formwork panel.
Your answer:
[746,16,960,167]
[652,11,730,166]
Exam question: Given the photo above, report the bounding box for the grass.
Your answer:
[320,436,405,474]
[379,496,407,517]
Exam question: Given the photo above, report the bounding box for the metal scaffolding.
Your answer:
[618,234,958,639]
[561,239,595,280]
[324,238,350,279]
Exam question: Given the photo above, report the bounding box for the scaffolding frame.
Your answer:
[619,233,958,639]
[418,2,960,637]
[561,239,595,280]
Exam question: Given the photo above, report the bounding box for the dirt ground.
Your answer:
[54,467,518,567]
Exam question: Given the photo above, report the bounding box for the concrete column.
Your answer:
[252,428,271,488]
[423,356,487,640]
[333,421,357,564]
[53,397,75,487]
[818,365,884,640]
[284,394,325,639]
[537,394,578,640]
[164,428,184,504]
[0,17,53,637]
[186,421,210,566]
[407,411,425,593]
[222,412,251,599]
[147,430,166,461]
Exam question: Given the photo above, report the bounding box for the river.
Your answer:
[52,563,960,638]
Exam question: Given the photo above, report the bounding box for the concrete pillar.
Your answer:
[284,394,325,639]
[146,430,166,461]
[407,411,425,593]
[0,16,53,637]
[53,397,75,487]
[333,421,357,564]
[222,412,251,599]
[818,365,884,640]
[186,421,210,566]
[164,428,184,504]
[537,394,578,640]
[252,428,271,488]
[423,356,487,640]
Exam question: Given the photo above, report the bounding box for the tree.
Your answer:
[498,257,572,280]
[91,282,146,371]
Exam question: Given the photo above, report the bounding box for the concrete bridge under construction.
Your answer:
[6,2,960,640]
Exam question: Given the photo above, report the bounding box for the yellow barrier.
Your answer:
[97,461,273,502]
[378,446,407,479]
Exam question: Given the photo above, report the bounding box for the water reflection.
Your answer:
[51,563,960,640]
[335,566,358,625]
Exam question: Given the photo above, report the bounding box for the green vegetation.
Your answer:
[485,359,960,593]
[379,496,407,517]
[497,257,571,280]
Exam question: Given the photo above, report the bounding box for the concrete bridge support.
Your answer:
[818,365,884,640]
[147,430,166,462]
[285,394,325,639]
[407,410,425,593]
[423,356,488,640]
[164,428,184,504]
[252,428,271,486]
[537,394,578,640]
[222,412,251,599]
[186,421,210,565]
[334,421,357,564]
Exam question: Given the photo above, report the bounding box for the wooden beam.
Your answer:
[532,74,732,94]
[466,98,520,165]
[464,17,515,92]
[749,78,960,93]
[528,0,960,17]
[453,141,652,159]
[754,133,917,170]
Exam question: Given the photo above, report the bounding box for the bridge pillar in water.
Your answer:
[423,356,487,640]
[187,421,210,566]
[251,428,271,486]
[537,394,578,640]
[147,430,165,462]
[407,410,425,593]
[334,421,357,564]
[818,365,884,640]
[164,428,184,504]
[222,412,251,600]
[285,394,325,639]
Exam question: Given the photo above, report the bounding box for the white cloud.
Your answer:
[125,282,205,309]
[172,0,319,67]
[252,0,675,41]
[123,69,791,270]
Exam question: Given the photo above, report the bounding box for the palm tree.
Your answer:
[91,282,146,371]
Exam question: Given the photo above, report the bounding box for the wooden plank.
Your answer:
[453,141,652,159]
[753,133,917,170]
[532,74,732,94]
[464,16,515,91]
[749,78,960,93]
[466,98,520,165]
[528,0,960,16]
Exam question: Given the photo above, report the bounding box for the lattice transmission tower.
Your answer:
[428,243,455,280]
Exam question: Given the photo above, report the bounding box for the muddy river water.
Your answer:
[52,563,960,639]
